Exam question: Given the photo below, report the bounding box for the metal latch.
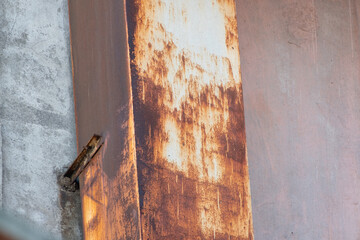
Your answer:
[60,134,102,191]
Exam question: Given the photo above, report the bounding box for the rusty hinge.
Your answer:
[60,134,102,191]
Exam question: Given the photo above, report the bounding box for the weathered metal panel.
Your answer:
[70,0,253,238]
[236,0,360,239]
[127,0,253,238]
[68,0,141,238]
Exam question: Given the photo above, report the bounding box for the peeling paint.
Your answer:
[128,0,253,238]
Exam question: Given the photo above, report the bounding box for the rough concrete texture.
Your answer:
[0,124,2,207]
[237,0,360,239]
[0,0,82,239]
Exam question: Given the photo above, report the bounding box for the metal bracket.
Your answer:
[60,134,102,191]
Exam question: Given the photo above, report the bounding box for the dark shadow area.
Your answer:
[58,172,83,240]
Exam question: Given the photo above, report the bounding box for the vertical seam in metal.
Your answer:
[123,0,143,239]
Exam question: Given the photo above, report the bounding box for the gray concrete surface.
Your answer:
[237,0,360,239]
[0,0,82,239]
[0,124,2,208]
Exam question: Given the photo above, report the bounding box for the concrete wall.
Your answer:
[0,0,82,239]
[237,0,360,239]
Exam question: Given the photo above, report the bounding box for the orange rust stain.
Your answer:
[79,104,141,239]
[130,0,253,239]
[80,154,107,240]
[69,0,142,238]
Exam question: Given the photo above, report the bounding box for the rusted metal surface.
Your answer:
[127,0,253,238]
[68,0,141,238]
[61,135,102,191]
[236,0,360,239]
[69,0,252,238]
